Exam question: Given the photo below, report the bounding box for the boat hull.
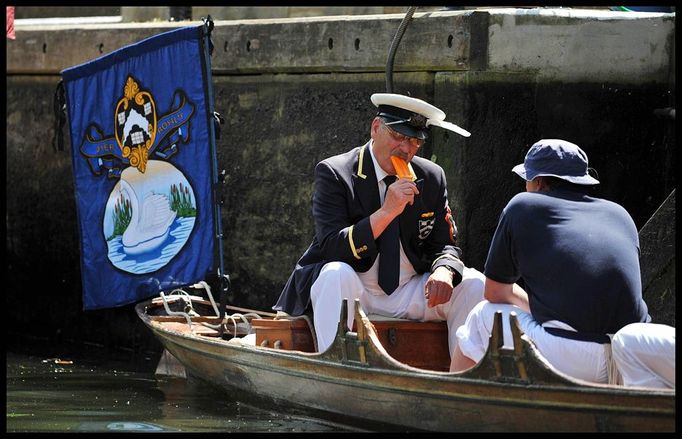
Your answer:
[137,300,675,432]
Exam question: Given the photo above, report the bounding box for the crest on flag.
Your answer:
[115,76,157,173]
[61,25,218,310]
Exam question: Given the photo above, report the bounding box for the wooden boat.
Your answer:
[136,290,675,432]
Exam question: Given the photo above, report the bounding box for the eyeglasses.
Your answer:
[381,122,424,149]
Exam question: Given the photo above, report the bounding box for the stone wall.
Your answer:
[6,9,675,351]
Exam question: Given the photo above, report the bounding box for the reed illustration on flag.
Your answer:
[62,26,216,310]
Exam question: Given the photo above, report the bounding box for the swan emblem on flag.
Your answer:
[118,177,177,256]
[104,160,197,274]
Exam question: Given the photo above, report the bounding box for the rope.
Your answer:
[275,311,318,352]
[202,15,215,56]
[52,80,66,152]
[161,287,262,336]
[385,6,417,93]
[219,312,262,336]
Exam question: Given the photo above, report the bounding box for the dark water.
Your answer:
[6,346,361,432]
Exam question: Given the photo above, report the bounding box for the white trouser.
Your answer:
[455,301,611,383]
[611,322,675,389]
[310,261,485,354]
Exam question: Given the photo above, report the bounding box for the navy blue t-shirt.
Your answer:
[484,189,649,334]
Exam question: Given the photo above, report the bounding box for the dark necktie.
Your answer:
[378,175,399,295]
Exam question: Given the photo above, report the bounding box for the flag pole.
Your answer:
[200,16,231,324]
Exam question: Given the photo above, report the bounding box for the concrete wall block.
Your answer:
[15,6,121,19]
[193,7,291,21]
[173,12,475,74]
[8,10,673,79]
[7,11,478,74]
[212,72,435,309]
[487,8,675,82]
[433,71,676,271]
[5,9,675,345]
[121,7,170,23]
[6,24,184,74]
[638,190,675,327]
[642,260,675,327]
[6,76,84,331]
[434,71,540,269]
[192,7,394,21]
[639,190,676,290]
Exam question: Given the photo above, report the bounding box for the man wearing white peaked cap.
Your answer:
[274,92,484,357]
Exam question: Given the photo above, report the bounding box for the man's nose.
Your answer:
[399,141,417,155]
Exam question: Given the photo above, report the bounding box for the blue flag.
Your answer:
[62,26,216,310]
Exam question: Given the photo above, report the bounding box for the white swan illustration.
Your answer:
[119,178,177,256]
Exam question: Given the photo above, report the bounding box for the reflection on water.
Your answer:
[6,351,357,432]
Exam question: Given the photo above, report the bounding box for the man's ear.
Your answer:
[537,176,549,191]
[370,117,381,137]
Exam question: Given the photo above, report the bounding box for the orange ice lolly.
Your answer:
[390,156,416,181]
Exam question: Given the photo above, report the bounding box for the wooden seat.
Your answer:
[361,317,449,371]
[252,315,450,371]
[252,318,316,352]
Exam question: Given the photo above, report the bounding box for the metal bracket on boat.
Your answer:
[190,281,220,317]
[488,311,528,381]
[337,299,370,367]
[158,291,195,328]
[260,339,283,349]
[157,286,258,337]
[509,312,528,380]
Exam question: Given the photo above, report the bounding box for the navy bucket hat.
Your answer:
[512,139,600,185]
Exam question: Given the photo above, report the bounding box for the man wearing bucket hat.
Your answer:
[273,93,485,355]
[450,139,653,384]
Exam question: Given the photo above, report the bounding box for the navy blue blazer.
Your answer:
[273,141,464,316]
